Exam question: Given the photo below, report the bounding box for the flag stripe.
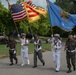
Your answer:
[29,14,39,17]
[13,15,27,20]
[14,17,26,22]
[28,10,34,12]
[12,10,26,15]
[27,1,37,8]
[12,13,27,18]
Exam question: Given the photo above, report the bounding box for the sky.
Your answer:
[1,0,56,9]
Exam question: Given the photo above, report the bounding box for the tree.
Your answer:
[16,0,24,4]
[55,0,76,13]
[0,1,17,35]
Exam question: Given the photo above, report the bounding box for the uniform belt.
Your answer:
[67,50,75,52]
[10,49,15,50]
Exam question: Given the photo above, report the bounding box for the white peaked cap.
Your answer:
[54,34,60,37]
[21,33,26,36]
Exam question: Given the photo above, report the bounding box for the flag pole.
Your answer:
[50,25,54,37]
[46,0,54,37]
[14,22,19,34]
[6,0,11,9]
[29,23,32,34]
[22,1,32,34]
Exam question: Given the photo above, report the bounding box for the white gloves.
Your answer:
[14,51,16,54]
[34,42,37,45]
[54,45,57,50]
[18,34,20,37]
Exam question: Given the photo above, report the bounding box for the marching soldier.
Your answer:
[7,36,18,66]
[18,33,30,66]
[51,34,62,72]
[65,35,76,73]
[33,34,45,68]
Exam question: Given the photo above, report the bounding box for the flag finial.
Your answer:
[6,0,11,9]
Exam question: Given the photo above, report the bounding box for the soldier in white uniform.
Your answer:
[51,34,62,72]
[18,33,30,66]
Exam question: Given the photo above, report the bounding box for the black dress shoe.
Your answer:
[33,66,37,68]
[67,70,72,73]
[43,62,45,66]
[73,67,76,71]
[15,60,18,64]
[55,70,59,72]
[9,63,13,66]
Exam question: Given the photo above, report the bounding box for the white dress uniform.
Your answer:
[51,37,62,71]
[20,38,30,66]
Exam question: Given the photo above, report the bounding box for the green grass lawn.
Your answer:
[62,38,67,42]
[0,43,51,58]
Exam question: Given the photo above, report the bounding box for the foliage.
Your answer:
[16,0,24,4]
[0,2,14,35]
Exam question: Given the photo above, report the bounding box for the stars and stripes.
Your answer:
[11,4,27,22]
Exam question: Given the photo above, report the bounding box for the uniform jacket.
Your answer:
[51,38,62,50]
[34,39,42,52]
[65,39,76,51]
[7,40,17,50]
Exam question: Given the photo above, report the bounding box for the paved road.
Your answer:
[0,48,76,75]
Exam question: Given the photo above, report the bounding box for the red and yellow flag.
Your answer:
[22,1,47,23]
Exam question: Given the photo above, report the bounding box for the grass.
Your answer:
[62,38,67,42]
[0,43,51,58]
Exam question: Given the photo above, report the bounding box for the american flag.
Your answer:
[11,4,27,22]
